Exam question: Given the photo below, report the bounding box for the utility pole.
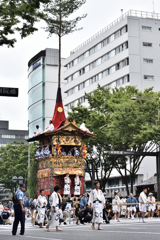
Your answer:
[156,151,160,201]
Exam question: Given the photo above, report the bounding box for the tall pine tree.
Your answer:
[43,0,86,87]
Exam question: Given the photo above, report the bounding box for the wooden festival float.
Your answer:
[27,88,95,196]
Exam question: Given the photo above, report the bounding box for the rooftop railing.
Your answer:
[70,10,160,55]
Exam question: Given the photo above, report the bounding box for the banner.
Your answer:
[53,168,84,176]
[37,169,50,178]
[52,135,82,146]
[51,157,85,168]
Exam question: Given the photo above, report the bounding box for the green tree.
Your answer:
[104,86,160,194]
[28,158,38,198]
[0,0,50,47]
[0,141,37,196]
[43,0,86,87]
[69,85,160,194]
[68,89,116,190]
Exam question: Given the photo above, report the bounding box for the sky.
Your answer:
[0,0,159,130]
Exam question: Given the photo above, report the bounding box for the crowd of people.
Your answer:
[1,183,160,234]
[35,145,51,160]
[35,146,80,159]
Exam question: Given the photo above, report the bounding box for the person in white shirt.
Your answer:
[37,189,47,228]
[44,120,54,132]
[112,190,121,222]
[0,202,4,215]
[80,121,91,133]
[74,174,81,196]
[64,174,71,195]
[46,186,62,232]
[121,196,127,218]
[138,187,150,223]
[88,181,105,230]
[147,193,156,219]
[34,125,43,136]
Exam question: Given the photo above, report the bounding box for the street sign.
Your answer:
[0,87,18,97]
[108,151,158,156]
[12,176,17,182]
[18,176,23,183]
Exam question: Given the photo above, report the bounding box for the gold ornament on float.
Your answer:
[57,107,63,112]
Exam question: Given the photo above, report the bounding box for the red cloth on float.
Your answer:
[52,88,66,130]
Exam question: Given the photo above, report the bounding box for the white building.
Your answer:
[63,10,160,111]
[63,10,159,195]
[28,48,66,137]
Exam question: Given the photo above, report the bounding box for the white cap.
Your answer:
[149,192,153,196]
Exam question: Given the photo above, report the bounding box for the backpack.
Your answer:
[12,192,18,205]
[12,192,19,205]
[30,202,35,210]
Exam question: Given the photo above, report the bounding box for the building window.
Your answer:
[0,143,7,147]
[142,26,152,31]
[143,58,153,63]
[116,75,130,87]
[143,42,152,47]
[78,82,85,91]
[78,54,84,63]
[79,68,85,76]
[66,26,128,69]
[144,75,154,80]
[79,96,85,103]
[2,135,16,138]
[90,75,99,84]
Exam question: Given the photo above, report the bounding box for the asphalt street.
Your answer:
[1,218,160,240]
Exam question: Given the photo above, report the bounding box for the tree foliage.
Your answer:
[43,0,87,87]
[28,158,38,198]
[0,0,50,47]
[69,85,160,194]
[0,141,38,196]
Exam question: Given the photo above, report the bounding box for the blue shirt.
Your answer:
[126,197,138,207]
[80,196,88,208]
[16,189,24,205]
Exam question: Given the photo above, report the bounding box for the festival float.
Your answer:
[27,88,95,196]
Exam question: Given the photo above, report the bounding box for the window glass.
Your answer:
[103,69,109,78]
[85,65,89,72]
[110,65,116,74]
[102,54,109,63]
[89,47,95,55]
[73,58,78,65]
[142,26,152,31]
[143,42,152,47]
[144,75,154,80]
[73,71,79,79]
[85,80,90,87]
[84,51,89,59]
[28,65,43,89]
[28,83,43,106]
[108,34,114,43]
[101,38,108,47]
[114,30,120,39]
[121,26,127,35]
[143,58,153,63]
[96,58,101,66]
[78,54,84,63]
[29,101,43,123]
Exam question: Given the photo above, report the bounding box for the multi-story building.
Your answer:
[63,10,159,195]
[63,10,160,111]
[28,48,66,137]
[0,120,28,147]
